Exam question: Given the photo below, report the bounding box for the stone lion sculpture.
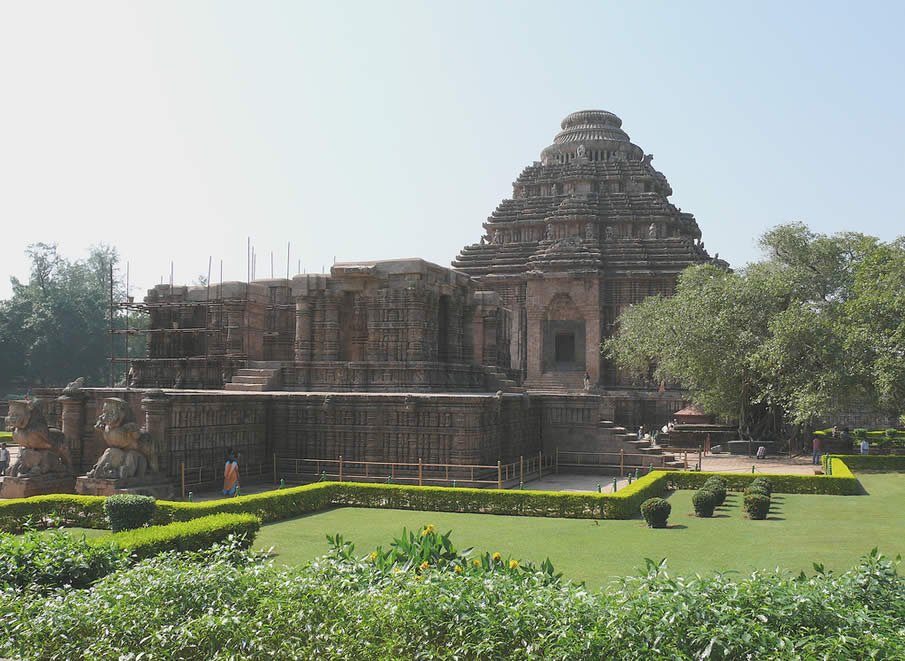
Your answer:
[87,398,159,481]
[4,400,71,477]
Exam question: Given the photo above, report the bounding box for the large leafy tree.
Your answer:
[604,223,902,434]
[0,243,123,387]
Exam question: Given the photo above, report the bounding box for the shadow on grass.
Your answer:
[260,506,341,528]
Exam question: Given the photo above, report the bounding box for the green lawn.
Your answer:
[254,472,905,590]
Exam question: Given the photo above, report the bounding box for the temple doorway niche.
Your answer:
[541,293,586,373]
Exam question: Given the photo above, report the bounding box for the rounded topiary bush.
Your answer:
[104,494,157,532]
[640,497,671,528]
[692,489,718,517]
[750,477,773,495]
[744,484,770,499]
[744,493,771,520]
[703,478,727,506]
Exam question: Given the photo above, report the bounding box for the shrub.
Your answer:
[0,529,128,591]
[692,489,718,517]
[750,477,774,495]
[744,484,771,498]
[105,494,157,532]
[853,428,868,440]
[100,513,261,560]
[744,493,771,520]
[640,497,671,528]
[826,454,905,471]
[702,478,727,506]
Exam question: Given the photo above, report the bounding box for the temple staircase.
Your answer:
[225,361,283,392]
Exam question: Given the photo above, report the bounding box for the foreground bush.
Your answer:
[1,534,904,660]
[0,529,128,591]
[640,497,671,528]
[104,494,156,532]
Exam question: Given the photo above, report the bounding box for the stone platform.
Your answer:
[0,475,76,499]
[75,476,174,500]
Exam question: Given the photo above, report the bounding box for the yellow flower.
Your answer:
[473,560,480,566]
[415,575,423,581]
[454,565,463,573]
[393,567,400,574]
[419,561,429,571]
[492,552,502,562]
[421,524,435,536]
[369,552,377,561]
[509,560,519,570]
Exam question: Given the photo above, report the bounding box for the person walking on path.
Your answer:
[0,443,9,475]
[223,451,240,496]
[861,438,871,455]
[811,435,822,465]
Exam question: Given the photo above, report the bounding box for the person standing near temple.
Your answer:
[811,434,822,465]
[223,450,240,497]
[0,443,9,475]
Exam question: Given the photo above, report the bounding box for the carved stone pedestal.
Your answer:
[75,477,174,500]
[0,475,76,499]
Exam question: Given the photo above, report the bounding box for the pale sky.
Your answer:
[1,1,903,299]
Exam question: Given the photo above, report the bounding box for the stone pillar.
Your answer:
[141,390,171,476]
[294,299,313,361]
[322,294,340,361]
[58,395,85,472]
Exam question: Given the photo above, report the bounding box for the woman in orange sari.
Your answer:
[223,452,239,496]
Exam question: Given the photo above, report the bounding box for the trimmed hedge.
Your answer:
[825,454,905,471]
[665,461,858,495]
[692,489,717,517]
[105,494,156,532]
[97,513,261,559]
[0,494,107,533]
[0,454,885,534]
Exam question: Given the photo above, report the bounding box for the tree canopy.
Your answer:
[604,223,904,433]
[0,243,137,388]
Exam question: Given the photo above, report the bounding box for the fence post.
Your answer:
[273,453,277,485]
[538,451,542,480]
[698,446,703,472]
[497,460,502,489]
[181,462,185,499]
[555,448,559,474]
[620,448,624,477]
[418,458,423,486]
[520,456,524,484]
[339,455,343,482]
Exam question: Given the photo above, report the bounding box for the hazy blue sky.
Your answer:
[1,1,903,299]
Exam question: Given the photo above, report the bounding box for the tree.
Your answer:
[0,243,120,387]
[604,223,901,435]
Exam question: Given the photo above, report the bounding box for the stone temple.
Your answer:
[455,110,723,408]
[11,110,725,496]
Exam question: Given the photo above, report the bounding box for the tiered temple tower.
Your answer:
[453,110,724,391]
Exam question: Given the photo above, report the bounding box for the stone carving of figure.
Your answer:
[493,231,503,245]
[648,223,657,239]
[545,223,555,241]
[585,223,596,241]
[642,153,654,166]
[480,236,485,245]
[605,225,616,241]
[174,365,185,389]
[577,144,586,158]
[87,398,159,481]
[4,400,71,477]
[62,377,84,397]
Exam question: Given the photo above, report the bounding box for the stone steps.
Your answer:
[225,366,281,391]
